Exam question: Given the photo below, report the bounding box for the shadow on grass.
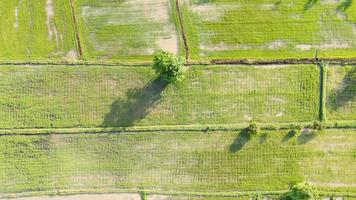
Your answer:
[298,129,317,144]
[102,76,168,127]
[337,0,353,11]
[329,68,356,111]
[259,133,268,144]
[230,129,251,153]
[304,0,319,11]
[282,130,297,143]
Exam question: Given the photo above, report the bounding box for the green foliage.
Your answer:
[284,182,316,200]
[313,120,325,130]
[152,50,186,83]
[289,124,303,131]
[247,121,260,135]
[140,191,147,200]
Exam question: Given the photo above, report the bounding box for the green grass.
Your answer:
[0,129,355,194]
[326,65,356,121]
[74,0,184,61]
[0,0,77,61]
[0,64,319,129]
[180,0,356,60]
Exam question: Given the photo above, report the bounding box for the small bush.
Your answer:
[312,120,325,130]
[289,124,303,131]
[284,182,315,200]
[152,50,185,84]
[247,121,260,135]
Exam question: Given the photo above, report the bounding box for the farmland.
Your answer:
[0,65,320,129]
[0,0,355,199]
[0,129,355,196]
[326,65,356,121]
[180,0,356,60]
[73,0,183,61]
[0,0,77,61]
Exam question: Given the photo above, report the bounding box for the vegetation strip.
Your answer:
[3,190,356,199]
[1,58,356,67]
[68,0,83,59]
[210,58,356,65]
[1,123,356,136]
[318,63,327,121]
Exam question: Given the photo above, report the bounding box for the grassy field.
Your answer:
[0,129,355,195]
[0,64,319,129]
[179,0,356,60]
[326,65,356,121]
[0,0,78,61]
[74,0,184,61]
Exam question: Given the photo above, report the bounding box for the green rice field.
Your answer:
[0,129,355,195]
[0,65,320,129]
[326,65,356,121]
[74,0,184,61]
[0,0,355,199]
[0,0,77,61]
[180,0,356,60]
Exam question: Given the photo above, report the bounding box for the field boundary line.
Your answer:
[68,0,83,59]
[2,188,356,199]
[0,122,355,135]
[1,58,356,67]
[318,63,327,121]
[175,0,190,61]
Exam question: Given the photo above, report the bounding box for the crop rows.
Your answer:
[74,0,182,61]
[0,65,320,129]
[1,0,356,62]
[0,0,77,61]
[179,0,356,60]
[326,65,356,121]
[0,129,355,195]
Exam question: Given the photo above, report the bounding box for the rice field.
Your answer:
[0,129,355,195]
[0,0,355,199]
[73,0,183,61]
[0,0,78,61]
[0,64,320,129]
[179,0,356,60]
[326,65,356,121]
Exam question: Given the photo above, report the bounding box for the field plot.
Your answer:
[74,0,182,61]
[0,0,77,61]
[179,0,356,60]
[0,129,355,195]
[326,65,356,121]
[0,65,319,129]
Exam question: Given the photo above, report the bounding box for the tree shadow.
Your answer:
[298,129,317,144]
[282,130,297,143]
[230,129,251,153]
[102,76,168,127]
[304,0,319,12]
[337,0,353,12]
[259,133,268,144]
[329,68,356,111]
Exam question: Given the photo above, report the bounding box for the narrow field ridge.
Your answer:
[68,0,83,59]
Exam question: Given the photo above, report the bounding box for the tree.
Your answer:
[247,121,260,135]
[284,182,315,200]
[152,50,185,84]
